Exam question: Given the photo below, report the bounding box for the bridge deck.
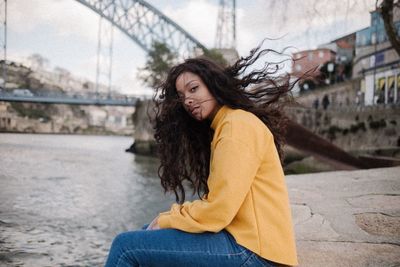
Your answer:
[0,95,138,106]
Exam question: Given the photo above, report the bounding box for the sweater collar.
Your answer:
[211,105,229,130]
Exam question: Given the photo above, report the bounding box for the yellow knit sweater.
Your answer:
[158,105,298,266]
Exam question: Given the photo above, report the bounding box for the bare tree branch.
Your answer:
[378,0,400,56]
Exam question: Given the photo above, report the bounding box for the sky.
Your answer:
[6,0,376,95]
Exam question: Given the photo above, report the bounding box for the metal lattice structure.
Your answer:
[95,16,114,97]
[215,0,236,49]
[75,0,207,59]
[0,0,6,88]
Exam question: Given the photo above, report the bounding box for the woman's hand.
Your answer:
[146,215,160,230]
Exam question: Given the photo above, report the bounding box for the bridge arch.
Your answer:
[75,0,207,58]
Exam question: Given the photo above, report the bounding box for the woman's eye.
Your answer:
[190,86,198,92]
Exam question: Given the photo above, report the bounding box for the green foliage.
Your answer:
[202,49,228,67]
[327,125,342,140]
[138,43,228,90]
[138,41,177,89]
[284,163,320,175]
[369,119,387,129]
[345,122,367,134]
[11,102,51,122]
[328,125,342,134]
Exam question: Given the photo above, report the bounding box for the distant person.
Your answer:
[322,94,330,110]
[104,44,298,266]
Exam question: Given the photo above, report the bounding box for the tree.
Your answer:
[203,49,228,67]
[378,0,400,56]
[138,41,230,92]
[27,53,50,70]
[138,41,177,89]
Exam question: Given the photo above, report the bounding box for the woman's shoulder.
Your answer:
[222,108,272,139]
[213,108,273,155]
[226,108,264,128]
[229,108,255,119]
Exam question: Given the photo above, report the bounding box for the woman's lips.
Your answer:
[190,106,200,115]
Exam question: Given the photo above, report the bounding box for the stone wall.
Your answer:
[0,101,135,135]
[295,78,362,108]
[130,99,157,155]
[285,105,400,151]
[129,98,400,156]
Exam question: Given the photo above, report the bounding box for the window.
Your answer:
[388,76,394,103]
[376,77,386,104]
[370,55,376,68]
[308,52,314,61]
[375,52,384,66]
[397,75,400,103]
[371,32,377,44]
[295,65,302,71]
[361,35,367,46]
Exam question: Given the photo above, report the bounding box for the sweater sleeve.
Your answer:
[157,137,261,233]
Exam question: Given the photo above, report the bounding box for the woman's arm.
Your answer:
[157,137,262,233]
[146,215,160,230]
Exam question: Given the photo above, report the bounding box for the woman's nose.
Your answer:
[184,97,193,106]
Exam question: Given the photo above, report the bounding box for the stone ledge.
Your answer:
[287,167,400,266]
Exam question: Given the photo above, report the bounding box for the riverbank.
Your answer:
[0,129,132,136]
[287,166,400,266]
[0,101,135,135]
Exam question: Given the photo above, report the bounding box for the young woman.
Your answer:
[105,45,298,267]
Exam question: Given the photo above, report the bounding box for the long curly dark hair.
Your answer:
[153,44,296,203]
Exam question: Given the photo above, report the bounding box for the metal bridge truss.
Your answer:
[76,0,207,59]
[95,16,114,97]
[0,0,7,88]
[215,0,236,49]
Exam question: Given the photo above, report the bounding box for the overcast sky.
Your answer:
[7,0,375,95]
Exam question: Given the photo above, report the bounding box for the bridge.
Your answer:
[0,0,209,106]
[0,91,138,106]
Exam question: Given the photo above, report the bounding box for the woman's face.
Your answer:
[175,71,220,121]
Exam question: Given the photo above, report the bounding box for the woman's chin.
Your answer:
[190,111,203,121]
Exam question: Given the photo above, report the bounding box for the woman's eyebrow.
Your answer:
[184,80,197,87]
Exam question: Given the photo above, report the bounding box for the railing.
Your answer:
[0,91,139,106]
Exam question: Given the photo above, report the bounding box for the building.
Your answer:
[291,48,336,91]
[319,33,356,65]
[353,8,400,105]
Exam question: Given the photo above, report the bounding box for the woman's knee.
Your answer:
[110,232,132,251]
[106,232,140,267]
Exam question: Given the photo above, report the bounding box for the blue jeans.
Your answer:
[104,224,276,266]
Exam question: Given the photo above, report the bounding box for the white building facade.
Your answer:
[353,9,400,106]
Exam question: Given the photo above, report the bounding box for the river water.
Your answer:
[0,133,177,266]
